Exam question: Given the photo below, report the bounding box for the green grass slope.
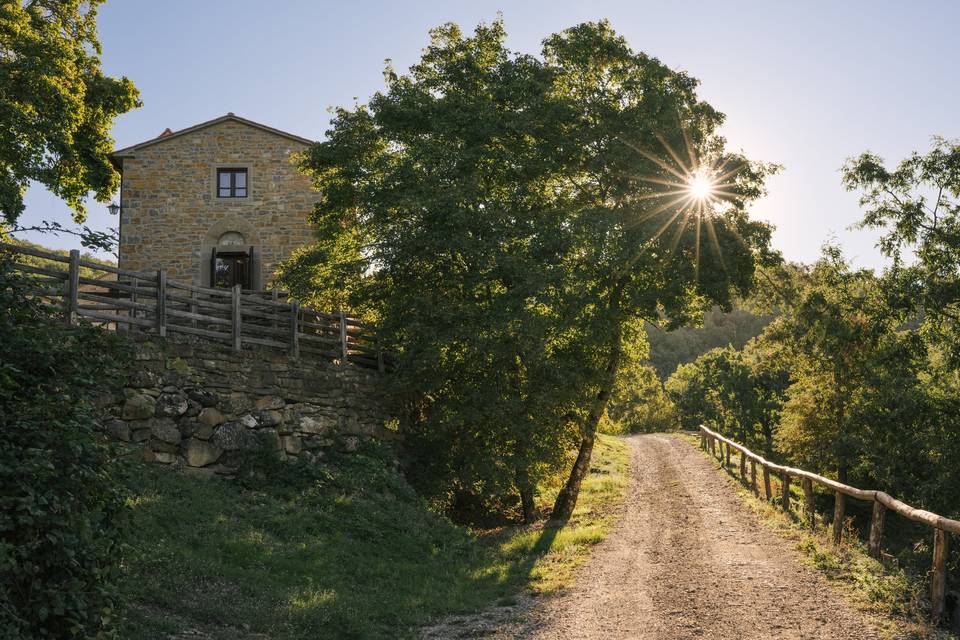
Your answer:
[120,436,629,639]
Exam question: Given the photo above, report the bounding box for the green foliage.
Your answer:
[769,246,931,488]
[0,236,116,278]
[604,337,678,434]
[0,0,140,225]
[284,18,775,520]
[119,435,629,640]
[665,343,787,454]
[603,363,677,434]
[0,258,131,638]
[644,307,773,380]
[843,138,960,357]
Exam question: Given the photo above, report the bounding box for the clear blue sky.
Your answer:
[17,0,960,270]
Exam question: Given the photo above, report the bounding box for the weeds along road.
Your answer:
[465,434,881,640]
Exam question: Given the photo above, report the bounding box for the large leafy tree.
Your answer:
[0,0,139,228]
[768,246,929,485]
[289,19,775,520]
[664,344,786,455]
[843,138,960,359]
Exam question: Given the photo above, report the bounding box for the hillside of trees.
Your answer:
[644,307,773,380]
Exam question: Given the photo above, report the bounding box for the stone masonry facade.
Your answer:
[96,333,389,476]
[114,114,318,288]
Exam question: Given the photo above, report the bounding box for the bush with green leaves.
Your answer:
[0,258,131,638]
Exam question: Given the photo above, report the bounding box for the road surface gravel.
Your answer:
[424,433,881,639]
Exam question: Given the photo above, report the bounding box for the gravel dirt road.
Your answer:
[424,433,881,639]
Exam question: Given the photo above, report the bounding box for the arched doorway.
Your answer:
[211,231,253,289]
[200,219,261,290]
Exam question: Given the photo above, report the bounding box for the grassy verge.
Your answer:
[678,432,955,640]
[119,434,629,639]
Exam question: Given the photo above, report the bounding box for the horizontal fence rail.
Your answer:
[1,242,386,372]
[698,425,957,622]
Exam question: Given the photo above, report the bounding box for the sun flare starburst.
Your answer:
[686,169,716,202]
[620,129,747,280]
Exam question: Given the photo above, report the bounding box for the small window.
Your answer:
[217,168,247,198]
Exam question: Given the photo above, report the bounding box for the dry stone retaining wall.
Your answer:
[97,333,389,476]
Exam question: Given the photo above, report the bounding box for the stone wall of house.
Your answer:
[97,333,389,477]
[117,118,318,288]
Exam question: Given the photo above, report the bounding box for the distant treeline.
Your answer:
[644,307,773,380]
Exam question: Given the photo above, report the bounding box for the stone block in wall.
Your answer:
[187,388,217,407]
[178,420,200,439]
[197,407,226,428]
[185,399,202,417]
[183,438,223,467]
[220,392,252,414]
[122,393,156,420]
[104,419,131,442]
[297,414,334,435]
[255,396,285,411]
[303,436,334,449]
[155,392,189,418]
[154,452,177,464]
[212,422,255,451]
[129,370,162,388]
[256,406,281,423]
[281,435,302,455]
[148,418,181,445]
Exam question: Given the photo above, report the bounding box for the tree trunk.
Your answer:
[517,466,538,523]
[520,487,538,523]
[551,287,624,522]
[761,421,774,457]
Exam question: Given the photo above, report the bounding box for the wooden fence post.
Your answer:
[739,449,747,481]
[130,276,139,330]
[710,436,716,457]
[725,442,731,467]
[751,459,758,495]
[156,269,167,337]
[833,490,846,545]
[231,284,242,352]
[272,289,279,333]
[931,528,949,622]
[289,300,300,359]
[190,289,198,329]
[781,474,791,513]
[762,465,772,501]
[65,249,80,325]
[868,500,886,559]
[803,478,816,528]
[338,309,349,365]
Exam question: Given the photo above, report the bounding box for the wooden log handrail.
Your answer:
[0,242,388,371]
[698,425,956,622]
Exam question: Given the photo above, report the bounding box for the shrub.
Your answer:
[0,258,131,638]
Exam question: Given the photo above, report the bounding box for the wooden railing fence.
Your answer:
[699,425,958,622]
[1,242,386,372]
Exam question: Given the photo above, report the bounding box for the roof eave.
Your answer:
[109,113,316,161]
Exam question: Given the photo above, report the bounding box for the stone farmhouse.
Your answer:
[110,113,318,290]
